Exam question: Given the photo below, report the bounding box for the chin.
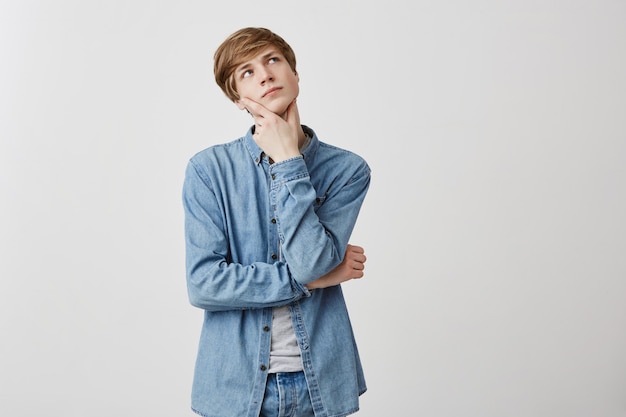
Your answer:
[267,93,297,115]
[268,102,290,116]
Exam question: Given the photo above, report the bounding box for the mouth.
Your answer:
[262,87,281,98]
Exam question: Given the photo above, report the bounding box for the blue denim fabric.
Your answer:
[261,372,314,417]
[183,125,370,417]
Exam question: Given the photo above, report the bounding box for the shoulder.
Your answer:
[315,140,371,178]
[318,140,369,164]
[187,136,252,175]
[185,137,248,186]
[189,137,246,166]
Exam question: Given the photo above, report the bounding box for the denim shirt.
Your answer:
[183,125,371,417]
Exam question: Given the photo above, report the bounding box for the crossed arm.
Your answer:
[239,97,368,289]
[306,244,366,290]
[184,97,369,311]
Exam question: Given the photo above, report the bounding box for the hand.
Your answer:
[238,97,302,163]
[305,244,367,290]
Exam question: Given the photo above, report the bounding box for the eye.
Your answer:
[268,57,278,64]
[242,69,253,79]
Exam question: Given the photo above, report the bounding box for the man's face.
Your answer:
[234,46,299,116]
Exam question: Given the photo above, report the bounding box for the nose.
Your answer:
[258,67,274,85]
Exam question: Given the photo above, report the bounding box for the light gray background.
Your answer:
[1,1,625,416]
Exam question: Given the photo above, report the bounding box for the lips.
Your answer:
[262,87,281,98]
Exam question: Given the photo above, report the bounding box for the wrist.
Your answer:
[305,281,318,290]
[271,149,300,163]
[270,153,302,165]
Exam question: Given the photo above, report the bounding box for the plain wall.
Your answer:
[1,1,625,416]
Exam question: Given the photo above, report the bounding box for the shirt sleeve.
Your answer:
[269,154,371,284]
[183,161,311,312]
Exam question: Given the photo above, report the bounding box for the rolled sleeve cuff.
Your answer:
[269,156,308,189]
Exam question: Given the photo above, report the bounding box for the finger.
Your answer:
[239,97,269,118]
[353,253,367,263]
[252,117,261,134]
[347,244,365,254]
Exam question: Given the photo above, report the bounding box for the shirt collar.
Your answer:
[243,126,264,165]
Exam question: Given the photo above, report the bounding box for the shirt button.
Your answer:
[271,254,277,260]
[271,218,276,224]
[271,174,276,180]
[255,158,260,163]
[263,326,270,332]
[260,365,267,371]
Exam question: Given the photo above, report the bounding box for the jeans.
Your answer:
[260,372,315,417]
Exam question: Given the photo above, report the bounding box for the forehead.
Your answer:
[235,46,282,70]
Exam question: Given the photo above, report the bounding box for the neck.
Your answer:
[296,126,307,149]
[278,109,306,148]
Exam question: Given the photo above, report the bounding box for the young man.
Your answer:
[183,27,371,417]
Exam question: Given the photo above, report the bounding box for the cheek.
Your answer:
[233,77,252,98]
[286,76,300,97]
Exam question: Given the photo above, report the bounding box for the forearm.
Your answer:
[183,162,310,312]
[269,156,370,284]
[185,253,309,312]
